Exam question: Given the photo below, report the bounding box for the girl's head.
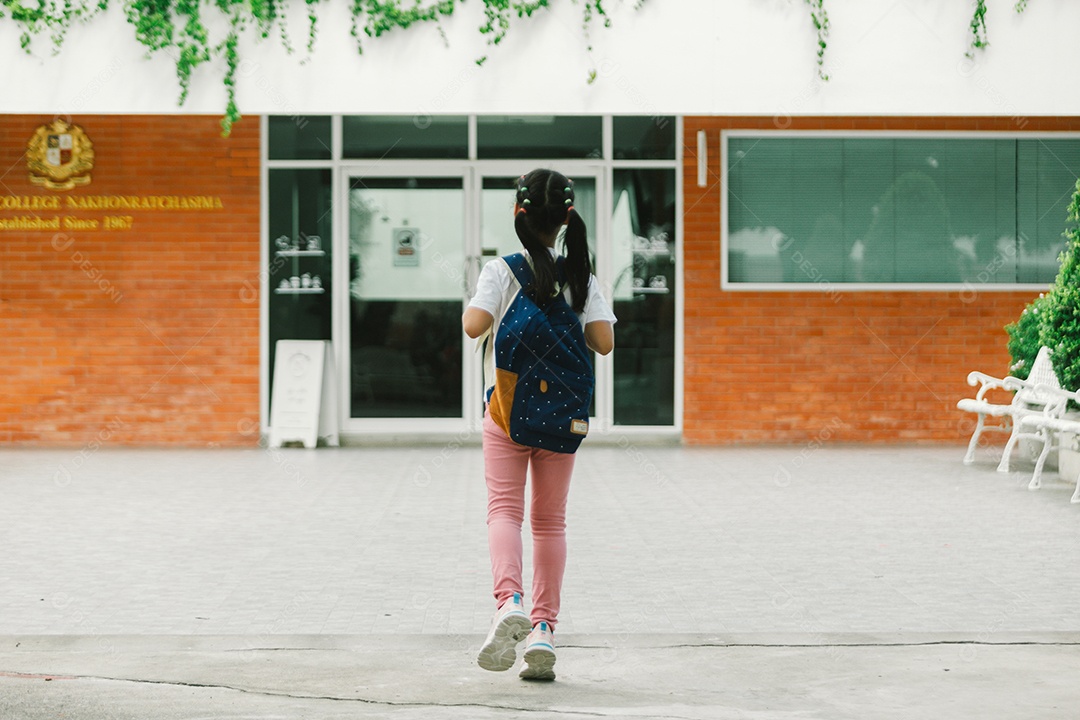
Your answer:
[513,168,591,313]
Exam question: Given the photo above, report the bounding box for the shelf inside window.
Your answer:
[276,249,326,257]
[274,287,325,294]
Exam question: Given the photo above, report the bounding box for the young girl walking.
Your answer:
[463,168,615,681]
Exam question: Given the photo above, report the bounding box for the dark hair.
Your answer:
[514,169,591,313]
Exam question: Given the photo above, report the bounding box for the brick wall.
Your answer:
[3,113,1071,447]
[0,115,260,446]
[682,116,1077,445]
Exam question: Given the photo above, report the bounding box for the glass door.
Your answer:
[342,171,469,429]
[470,167,608,430]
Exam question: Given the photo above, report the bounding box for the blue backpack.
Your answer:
[487,253,593,454]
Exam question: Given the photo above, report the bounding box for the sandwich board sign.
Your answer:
[268,340,340,448]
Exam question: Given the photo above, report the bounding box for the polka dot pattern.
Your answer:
[492,253,594,454]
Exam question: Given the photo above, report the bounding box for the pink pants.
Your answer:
[483,410,576,630]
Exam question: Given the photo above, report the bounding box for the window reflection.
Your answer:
[348,178,464,418]
[477,116,603,159]
[613,116,676,160]
[612,169,676,426]
[268,116,332,160]
[342,116,468,159]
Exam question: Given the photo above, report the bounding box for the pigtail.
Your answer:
[515,207,557,304]
[563,208,590,313]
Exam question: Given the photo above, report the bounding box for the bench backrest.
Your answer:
[1016,346,1061,407]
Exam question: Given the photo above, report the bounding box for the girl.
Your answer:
[463,168,615,682]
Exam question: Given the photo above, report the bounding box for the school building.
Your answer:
[2,3,1078,447]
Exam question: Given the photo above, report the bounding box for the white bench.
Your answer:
[1017,400,1080,503]
[956,346,1062,469]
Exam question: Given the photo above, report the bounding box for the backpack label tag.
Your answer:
[570,419,589,436]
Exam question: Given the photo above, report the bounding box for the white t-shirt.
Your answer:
[467,252,617,398]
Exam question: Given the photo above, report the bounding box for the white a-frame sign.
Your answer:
[268,340,340,448]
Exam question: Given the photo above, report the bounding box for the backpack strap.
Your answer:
[503,252,568,297]
[503,253,533,291]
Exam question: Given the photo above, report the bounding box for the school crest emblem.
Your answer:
[27,119,95,191]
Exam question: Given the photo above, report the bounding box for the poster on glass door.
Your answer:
[393,227,421,267]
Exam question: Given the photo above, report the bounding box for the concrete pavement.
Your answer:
[1,634,1079,719]
[0,442,1078,718]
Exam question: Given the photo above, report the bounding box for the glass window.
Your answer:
[1017,139,1080,283]
[268,169,333,406]
[268,116,332,160]
[612,168,676,426]
[477,116,602,159]
[726,135,1080,286]
[614,116,676,160]
[343,115,468,159]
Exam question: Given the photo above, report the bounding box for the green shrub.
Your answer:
[1007,293,1048,380]
[1039,179,1080,391]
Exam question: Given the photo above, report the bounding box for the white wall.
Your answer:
[0,0,1076,116]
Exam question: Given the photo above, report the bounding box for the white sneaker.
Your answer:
[518,622,556,681]
[476,593,531,672]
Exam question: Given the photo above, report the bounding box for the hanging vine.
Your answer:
[804,0,829,81]
[966,0,1035,59]
[801,0,1033,80]
[2,0,619,136]
[220,11,242,136]
[966,0,988,58]
[0,0,108,52]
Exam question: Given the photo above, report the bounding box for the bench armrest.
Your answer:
[966,370,1006,388]
[1029,383,1080,413]
[967,372,1030,403]
[1000,375,1035,393]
